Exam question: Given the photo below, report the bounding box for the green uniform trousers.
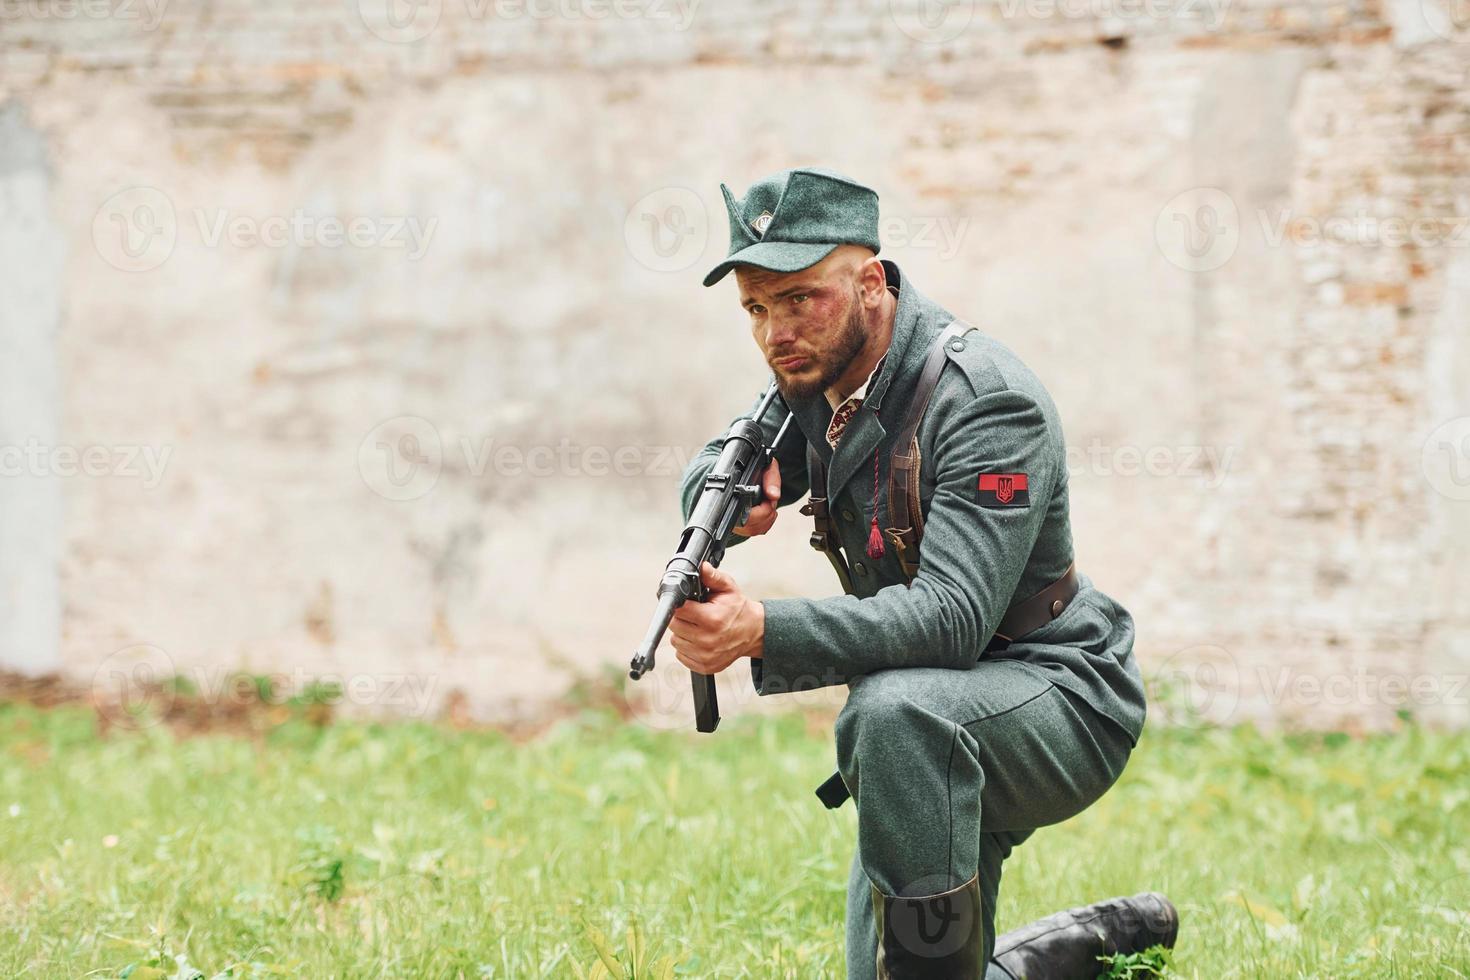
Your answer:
[838,656,1139,979]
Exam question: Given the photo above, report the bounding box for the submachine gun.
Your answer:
[628,382,794,733]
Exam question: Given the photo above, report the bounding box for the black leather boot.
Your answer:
[989,892,1178,980]
[873,873,984,979]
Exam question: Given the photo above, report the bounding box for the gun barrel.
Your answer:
[629,590,681,679]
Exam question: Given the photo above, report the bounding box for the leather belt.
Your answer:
[993,561,1079,644]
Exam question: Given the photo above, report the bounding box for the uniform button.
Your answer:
[841,509,856,522]
[1050,599,1064,618]
[853,561,867,576]
[950,339,966,352]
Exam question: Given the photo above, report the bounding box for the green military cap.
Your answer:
[702,167,882,287]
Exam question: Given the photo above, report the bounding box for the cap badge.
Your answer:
[751,211,774,236]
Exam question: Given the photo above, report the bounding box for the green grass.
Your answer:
[0,697,1468,978]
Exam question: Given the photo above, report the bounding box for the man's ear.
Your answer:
[856,254,887,307]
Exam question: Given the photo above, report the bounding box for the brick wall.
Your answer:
[2,0,1467,727]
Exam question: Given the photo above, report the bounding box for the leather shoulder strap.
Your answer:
[896,320,973,462]
[885,320,975,581]
[801,443,856,595]
[807,440,827,498]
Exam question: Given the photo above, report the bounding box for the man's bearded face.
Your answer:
[738,269,869,401]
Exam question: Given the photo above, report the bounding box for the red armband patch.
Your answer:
[978,473,1029,507]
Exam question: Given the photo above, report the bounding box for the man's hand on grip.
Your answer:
[733,459,781,537]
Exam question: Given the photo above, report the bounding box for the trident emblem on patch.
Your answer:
[978,473,1028,507]
[751,211,774,236]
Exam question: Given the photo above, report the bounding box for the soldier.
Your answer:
[667,168,1179,980]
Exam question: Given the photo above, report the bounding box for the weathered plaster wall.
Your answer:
[2,0,1467,727]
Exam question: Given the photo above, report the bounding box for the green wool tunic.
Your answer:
[679,260,1147,747]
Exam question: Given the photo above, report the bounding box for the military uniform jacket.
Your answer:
[680,261,1147,745]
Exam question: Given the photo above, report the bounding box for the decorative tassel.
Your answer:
[866,517,885,560]
[866,448,885,559]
